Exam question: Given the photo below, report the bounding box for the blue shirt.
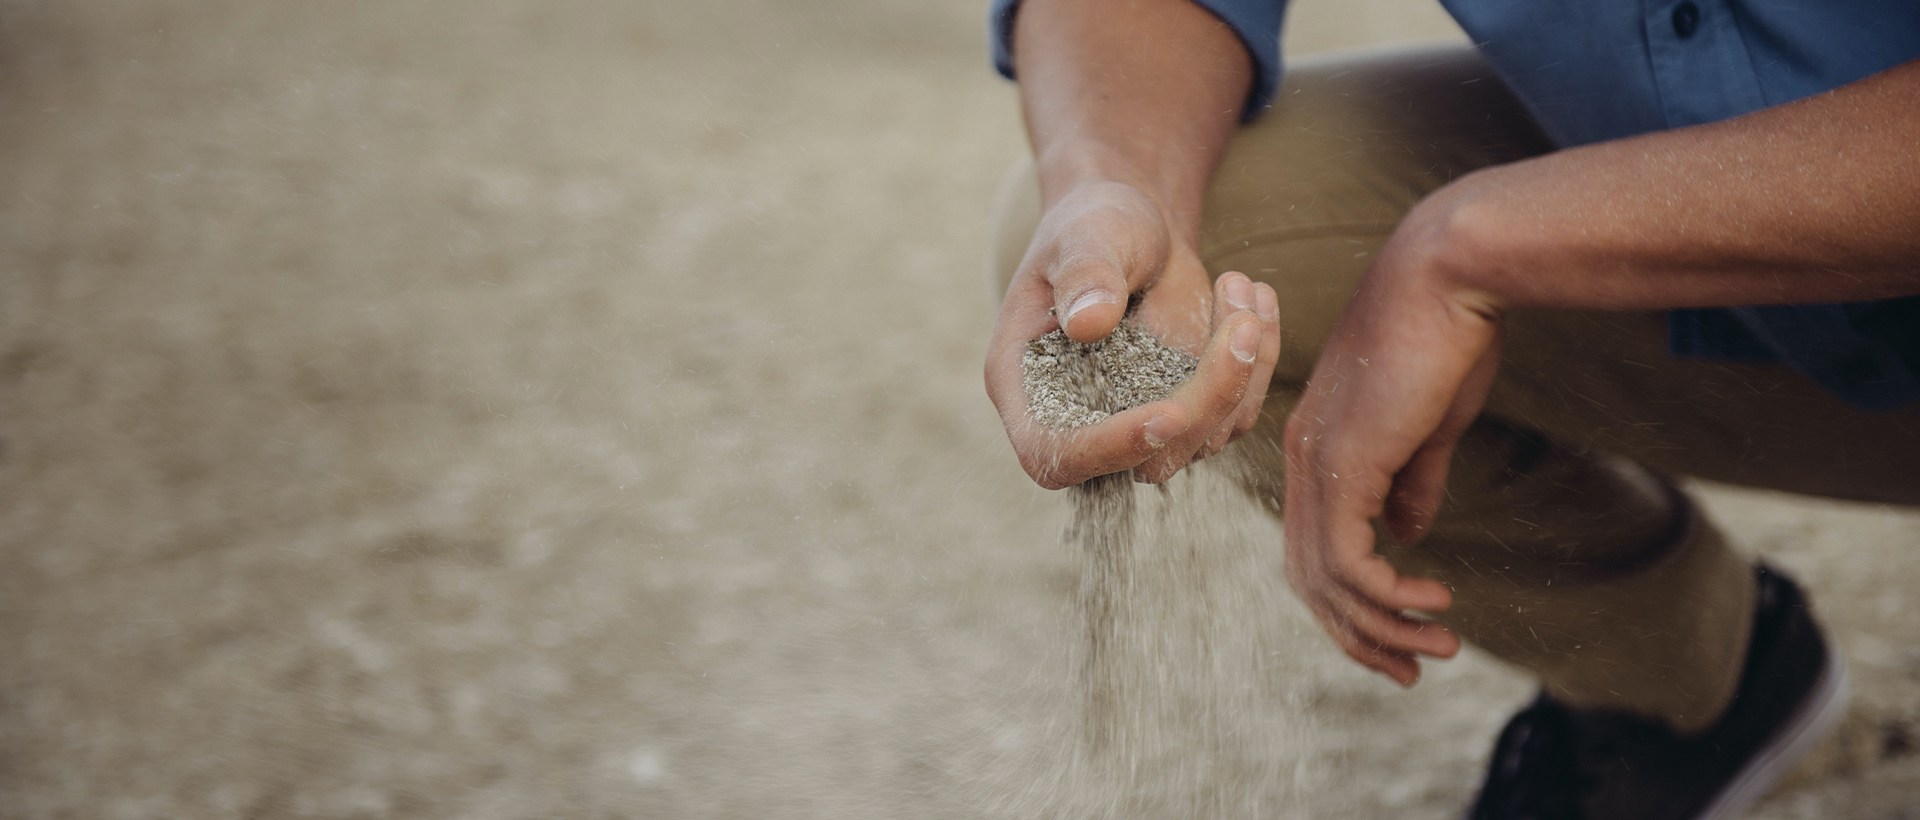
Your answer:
[990,0,1920,410]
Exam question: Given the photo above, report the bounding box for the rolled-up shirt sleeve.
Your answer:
[989,0,1286,120]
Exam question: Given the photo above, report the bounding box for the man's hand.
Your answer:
[986,180,1279,489]
[1278,229,1494,683]
[990,0,1266,489]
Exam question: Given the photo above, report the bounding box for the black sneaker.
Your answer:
[1466,564,1850,820]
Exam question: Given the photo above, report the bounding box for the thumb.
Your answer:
[1048,254,1130,343]
[1037,183,1170,342]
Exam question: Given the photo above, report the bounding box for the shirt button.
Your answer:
[1672,1,1701,39]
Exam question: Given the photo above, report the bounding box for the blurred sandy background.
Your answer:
[2,1,1919,817]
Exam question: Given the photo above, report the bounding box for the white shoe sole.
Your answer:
[1695,631,1852,820]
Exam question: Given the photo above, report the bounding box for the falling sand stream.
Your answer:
[1021,323,1316,818]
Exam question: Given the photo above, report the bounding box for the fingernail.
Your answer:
[1065,290,1116,325]
[1230,322,1259,363]
[1224,275,1254,310]
[1143,413,1184,446]
[1256,284,1277,320]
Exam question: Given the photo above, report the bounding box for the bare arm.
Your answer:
[985,0,1283,489]
[1427,59,1920,313]
[1285,58,1920,685]
[1016,0,1249,247]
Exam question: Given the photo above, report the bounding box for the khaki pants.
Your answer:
[990,45,1920,733]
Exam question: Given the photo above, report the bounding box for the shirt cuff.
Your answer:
[988,0,1284,121]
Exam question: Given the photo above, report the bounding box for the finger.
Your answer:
[1222,281,1282,446]
[1133,275,1264,482]
[1197,281,1280,460]
[1321,610,1422,685]
[1288,540,1416,686]
[1039,189,1170,343]
[1334,589,1461,660]
[1048,255,1129,343]
[1305,580,1457,683]
[1134,316,1259,480]
[1296,499,1452,612]
[1332,555,1456,618]
[1291,516,1456,628]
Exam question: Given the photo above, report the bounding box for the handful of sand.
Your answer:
[1021,323,1199,429]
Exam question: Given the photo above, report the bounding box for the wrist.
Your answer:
[1390,181,1511,321]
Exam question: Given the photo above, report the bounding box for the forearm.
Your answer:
[1413,57,1920,315]
[1012,0,1251,243]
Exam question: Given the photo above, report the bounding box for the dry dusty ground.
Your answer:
[1,1,1919,818]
